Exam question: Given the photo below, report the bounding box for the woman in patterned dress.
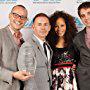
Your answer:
[46,11,80,90]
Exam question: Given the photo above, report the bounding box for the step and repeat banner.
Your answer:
[0,0,90,39]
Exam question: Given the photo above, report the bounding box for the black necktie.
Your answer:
[43,42,51,86]
[43,42,47,57]
[20,38,24,45]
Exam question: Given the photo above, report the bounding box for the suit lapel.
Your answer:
[5,26,19,53]
[81,29,90,50]
[81,29,86,47]
[32,35,48,60]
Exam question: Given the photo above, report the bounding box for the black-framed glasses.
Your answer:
[11,12,27,20]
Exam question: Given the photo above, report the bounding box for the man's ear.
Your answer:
[9,13,11,19]
[49,25,51,30]
[25,17,28,23]
[48,24,51,32]
[32,24,34,30]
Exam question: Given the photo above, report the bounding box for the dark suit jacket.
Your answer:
[73,28,90,90]
[0,26,20,90]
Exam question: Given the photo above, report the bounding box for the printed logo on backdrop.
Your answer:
[32,0,62,4]
[24,19,33,27]
[0,0,17,4]
[77,0,90,3]
[74,17,84,31]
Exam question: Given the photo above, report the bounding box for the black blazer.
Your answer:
[73,28,90,90]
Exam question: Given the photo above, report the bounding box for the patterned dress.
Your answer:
[51,44,79,90]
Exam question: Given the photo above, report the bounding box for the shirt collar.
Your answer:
[33,34,45,48]
[8,25,15,35]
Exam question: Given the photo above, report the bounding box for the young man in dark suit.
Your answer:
[73,2,90,90]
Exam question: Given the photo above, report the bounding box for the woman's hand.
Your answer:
[72,64,76,71]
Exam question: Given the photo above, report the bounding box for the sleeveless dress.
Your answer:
[51,44,79,90]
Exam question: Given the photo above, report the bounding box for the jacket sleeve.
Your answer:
[0,31,13,85]
[73,36,80,65]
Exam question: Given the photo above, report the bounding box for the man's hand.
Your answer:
[12,70,33,81]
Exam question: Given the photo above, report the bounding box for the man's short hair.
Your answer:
[78,2,90,17]
[11,5,27,13]
[33,13,50,23]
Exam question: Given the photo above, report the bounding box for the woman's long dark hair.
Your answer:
[46,11,78,49]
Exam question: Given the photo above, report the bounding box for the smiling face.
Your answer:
[9,6,27,31]
[32,16,51,41]
[55,17,66,37]
[80,8,90,27]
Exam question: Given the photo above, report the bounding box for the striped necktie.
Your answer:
[13,31,24,47]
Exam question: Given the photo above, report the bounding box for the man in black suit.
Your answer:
[73,2,90,90]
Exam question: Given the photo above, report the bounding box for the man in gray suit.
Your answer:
[17,13,53,90]
[73,2,90,90]
[0,5,32,90]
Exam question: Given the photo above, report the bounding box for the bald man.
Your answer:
[0,5,32,90]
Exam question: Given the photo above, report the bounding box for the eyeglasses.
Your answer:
[11,12,27,20]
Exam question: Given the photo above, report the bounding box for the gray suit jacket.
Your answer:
[0,26,20,90]
[73,28,90,90]
[17,34,53,90]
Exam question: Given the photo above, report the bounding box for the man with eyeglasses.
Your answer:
[0,5,32,90]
